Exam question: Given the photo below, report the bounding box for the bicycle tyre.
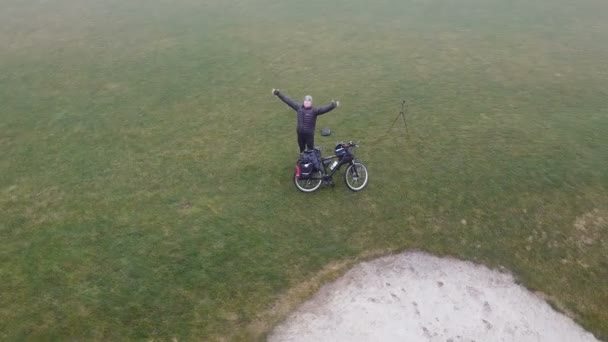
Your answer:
[344,162,368,191]
[294,170,323,193]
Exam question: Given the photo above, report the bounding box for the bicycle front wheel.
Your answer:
[344,162,368,191]
[294,170,323,193]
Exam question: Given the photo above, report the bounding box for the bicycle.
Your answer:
[294,141,369,193]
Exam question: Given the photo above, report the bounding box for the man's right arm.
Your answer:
[273,89,300,111]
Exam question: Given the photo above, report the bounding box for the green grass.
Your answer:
[1,0,607,340]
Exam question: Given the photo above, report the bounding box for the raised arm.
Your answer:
[272,89,300,111]
[316,100,339,115]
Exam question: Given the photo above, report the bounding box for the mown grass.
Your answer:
[1,0,607,340]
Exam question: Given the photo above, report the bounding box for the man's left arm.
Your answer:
[316,100,340,115]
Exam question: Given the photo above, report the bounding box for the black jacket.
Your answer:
[277,92,337,134]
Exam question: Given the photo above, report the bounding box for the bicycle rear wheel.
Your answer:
[294,170,323,192]
[344,162,368,191]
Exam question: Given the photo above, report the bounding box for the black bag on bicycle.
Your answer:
[297,151,315,179]
[340,152,353,165]
[335,143,353,166]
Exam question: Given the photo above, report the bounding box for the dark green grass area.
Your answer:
[1,0,607,340]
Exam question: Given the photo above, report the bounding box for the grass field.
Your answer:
[1,0,607,340]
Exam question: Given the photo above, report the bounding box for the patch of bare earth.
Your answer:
[571,209,607,248]
[269,251,600,342]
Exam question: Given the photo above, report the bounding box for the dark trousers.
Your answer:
[297,132,315,152]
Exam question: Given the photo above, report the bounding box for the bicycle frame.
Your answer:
[316,146,359,180]
[319,154,344,178]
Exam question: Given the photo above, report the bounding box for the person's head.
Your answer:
[303,95,313,108]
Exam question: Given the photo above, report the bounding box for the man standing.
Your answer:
[272,89,339,152]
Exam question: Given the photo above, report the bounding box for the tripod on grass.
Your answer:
[373,100,409,144]
[390,100,409,138]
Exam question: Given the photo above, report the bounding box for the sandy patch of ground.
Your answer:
[269,252,599,342]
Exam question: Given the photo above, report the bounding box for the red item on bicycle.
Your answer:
[295,164,301,179]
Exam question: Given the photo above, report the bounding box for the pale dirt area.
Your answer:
[269,251,599,342]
